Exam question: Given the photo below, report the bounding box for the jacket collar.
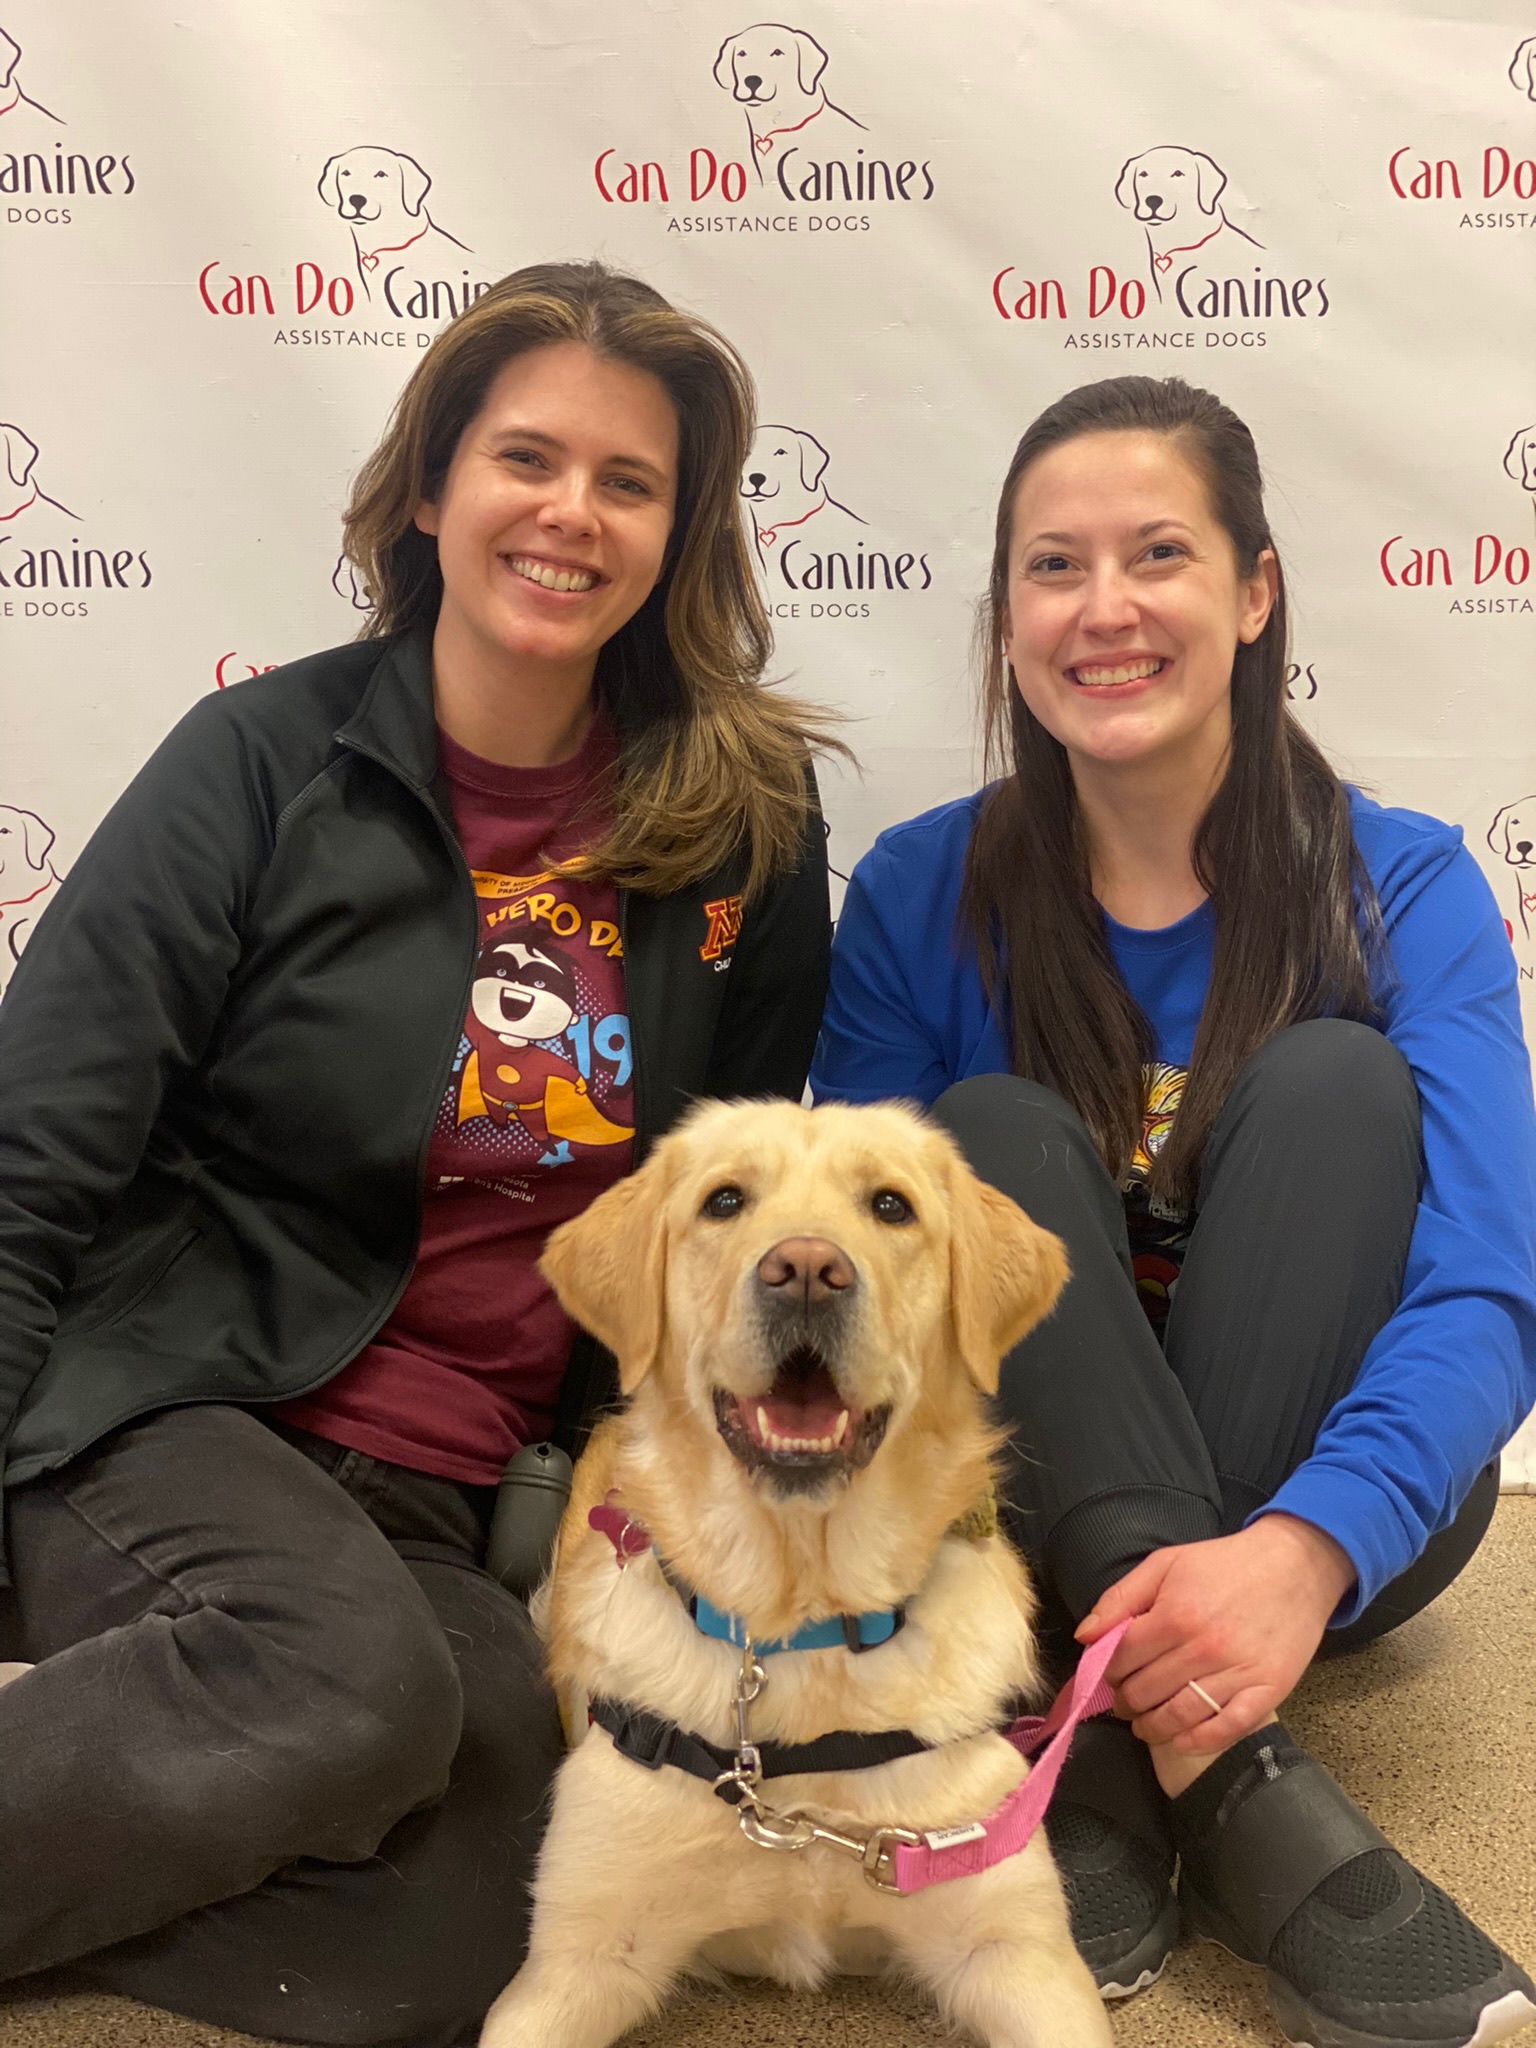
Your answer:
[335,627,441,794]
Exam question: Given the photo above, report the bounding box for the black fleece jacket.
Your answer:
[0,631,830,1566]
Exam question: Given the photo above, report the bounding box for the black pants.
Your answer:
[0,1404,564,2047]
[933,1020,1500,1661]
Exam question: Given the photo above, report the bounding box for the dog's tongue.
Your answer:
[758,1387,846,1440]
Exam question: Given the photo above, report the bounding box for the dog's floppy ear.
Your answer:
[1511,36,1536,100]
[396,151,431,218]
[1,423,39,491]
[1113,154,1142,210]
[712,32,740,88]
[946,1155,1068,1394]
[540,1151,671,1392]
[796,429,830,493]
[1192,150,1227,217]
[793,27,829,95]
[1504,426,1536,485]
[18,809,53,875]
[317,153,347,210]
[1,28,21,90]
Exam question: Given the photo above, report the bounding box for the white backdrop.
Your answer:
[2,0,1533,1479]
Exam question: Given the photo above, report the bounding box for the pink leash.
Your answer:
[884,1616,1131,1894]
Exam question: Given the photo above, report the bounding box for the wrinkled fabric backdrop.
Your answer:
[1,0,1533,1477]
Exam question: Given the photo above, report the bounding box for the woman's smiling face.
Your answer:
[415,339,679,684]
[1002,429,1276,775]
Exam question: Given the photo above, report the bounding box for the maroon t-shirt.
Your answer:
[272,714,633,1483]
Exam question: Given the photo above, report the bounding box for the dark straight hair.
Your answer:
[961,376,1380,1216]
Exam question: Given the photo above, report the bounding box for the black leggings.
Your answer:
[0,1406,563,2047]
[932,1019,1500,1660]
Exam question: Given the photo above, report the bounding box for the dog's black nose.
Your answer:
[348,194,366,211]
[747,472,766,488]
[1145,195,1164,213]
[757,1238,855,1307]
[743,73,762,90]
[1518,840,1533,857]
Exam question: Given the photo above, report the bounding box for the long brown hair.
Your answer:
[961,376,1380,1215]
[341,260,842,899]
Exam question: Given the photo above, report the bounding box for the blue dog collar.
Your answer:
[689,1591,904,1656]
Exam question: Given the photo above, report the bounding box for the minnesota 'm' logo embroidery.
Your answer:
[699,894,744,962]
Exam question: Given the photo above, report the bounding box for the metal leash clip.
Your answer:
[715,1634,923,1891]
[709,1638,768,1808]
[738,1804,923,1892]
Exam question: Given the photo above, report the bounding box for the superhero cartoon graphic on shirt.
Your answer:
[1122,1060,1190,1336]
[460,928,631,1151]
[440,869,634,1173]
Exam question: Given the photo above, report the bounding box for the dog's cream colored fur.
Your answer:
[480,1098,1112,2048]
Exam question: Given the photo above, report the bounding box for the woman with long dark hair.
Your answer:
[0,260,836,2046]
[813,377,1536,2048]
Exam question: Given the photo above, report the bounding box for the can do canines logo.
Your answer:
[592,21,935,239]
[0,421,152,620]
[198,145,497,347]
[1,24,136,229]
[740,423,932,621]
[992,144,1330,352]
[1386,38,1536,233]
[1376,427,1536,617]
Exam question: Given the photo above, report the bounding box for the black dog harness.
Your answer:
[588,1695,935,1804]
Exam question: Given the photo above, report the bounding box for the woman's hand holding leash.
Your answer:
[1075,1513,1357,1757]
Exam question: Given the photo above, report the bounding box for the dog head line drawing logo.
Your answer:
[0,803,63,997]
[740,423,864,559]
[317,145,471,302]
[713,21,867,179]
[1511,36,1536,101]
[1505,424,1536,494]
[331,553,373,611]
[1489,799,1536,941]
[0,423,76,522]
[1115,145,1262,300]
[0,25,61,124]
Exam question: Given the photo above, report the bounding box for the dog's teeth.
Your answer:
[757,1405,770,1442]
[833,1410,849,1445]
[767,1430,785,1451]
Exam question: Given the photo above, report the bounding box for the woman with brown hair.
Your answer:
[0,261,834,2045]
[814,377,1536,2048]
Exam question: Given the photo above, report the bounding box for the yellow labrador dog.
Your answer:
[481,1099,1111,2048]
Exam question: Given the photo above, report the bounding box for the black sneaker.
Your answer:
[1171,1726,1536,2048]
[1044,1715,1179,1998]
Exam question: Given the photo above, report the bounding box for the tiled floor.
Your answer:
[3,1498,1533,2048]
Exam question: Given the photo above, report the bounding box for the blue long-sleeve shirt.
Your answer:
[810,786,1536,1625]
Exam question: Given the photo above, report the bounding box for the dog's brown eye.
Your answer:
[871,1189,915,1225]
[701,1184,746,1220]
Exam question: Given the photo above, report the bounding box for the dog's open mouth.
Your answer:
[712,1346,890,1478]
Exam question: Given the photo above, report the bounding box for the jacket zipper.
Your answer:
[617,888,652,1164]
[329,736,480,1351]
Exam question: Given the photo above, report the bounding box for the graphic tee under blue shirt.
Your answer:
[810,785,1536,1627]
